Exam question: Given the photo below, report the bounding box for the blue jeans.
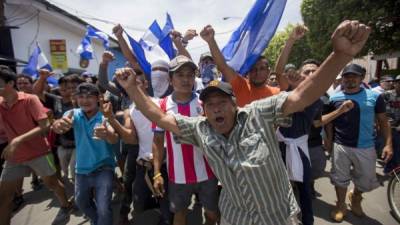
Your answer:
[75,166,114,225]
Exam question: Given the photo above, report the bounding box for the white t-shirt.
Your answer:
[129,99,159,162]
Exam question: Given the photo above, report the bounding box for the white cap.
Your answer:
[151,60,169,70]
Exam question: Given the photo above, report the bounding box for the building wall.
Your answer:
[5,0,114,75]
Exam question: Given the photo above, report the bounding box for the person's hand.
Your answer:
[338,100,354,113]
[99,95,113,119]
[382,145,393,163]
[38,69,54,79]
[114,67,140,91]
[200,25,215,43]
[93,120,108,140]
[101,51,115,64]
[112,24,124,38]
[170,30,183,43]
[153,175,165,198]
[183,29,197,42]
[52,110,74,134]
[331,20,371,57]
[289,25,308,41]
[1,137,21,160]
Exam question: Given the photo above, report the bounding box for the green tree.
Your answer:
[301,0,400,59]
[264,24,316,69]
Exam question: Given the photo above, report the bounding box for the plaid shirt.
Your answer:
[383,90,400,128]
[174,92,299,225]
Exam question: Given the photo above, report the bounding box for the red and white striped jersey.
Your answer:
[153,94,215,184]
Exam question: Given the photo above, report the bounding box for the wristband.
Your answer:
[153,172,162,180]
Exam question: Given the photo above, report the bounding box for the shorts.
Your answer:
[169,178,219,213]
[330,143,380,192]
[0,153,57,182]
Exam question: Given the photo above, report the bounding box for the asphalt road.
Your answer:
[10,162,399,225]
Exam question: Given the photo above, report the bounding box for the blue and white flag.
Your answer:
[77,25,109,60]
[126,14,175,77]
[22,43,58,85]
[22,43,53,76]
[221,0,287,75]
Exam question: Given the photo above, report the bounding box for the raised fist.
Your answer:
[112,24,124,38]
[200,25,215,43]
[331,20,371,57]
[102,51,115,64]
[290,25,308,41]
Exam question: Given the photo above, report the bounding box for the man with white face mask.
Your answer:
[151,60,171,98]
[199,52,219,87]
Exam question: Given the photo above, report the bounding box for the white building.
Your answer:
[3,0,119,75]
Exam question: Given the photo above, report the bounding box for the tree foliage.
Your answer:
[264,24,316,69]
[301,0,400,59]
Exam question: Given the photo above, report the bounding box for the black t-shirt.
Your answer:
[279,99,323,139]
[308,95,330,147]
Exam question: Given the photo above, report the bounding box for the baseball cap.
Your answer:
[199,80,234,102]
[341,64,366,77]
[81,71,95,77]
[75,83,100,96]
[199,52,213,63]
[380,75,394,82]
[284,63,296,72]
[169,55,197,73]
[395,75,400,81]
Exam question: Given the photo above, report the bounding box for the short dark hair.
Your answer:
[0,65,17,83]
[258,55,270,67]
[301,59,321,68]
[59,74,85,85]
[16,74,33,84]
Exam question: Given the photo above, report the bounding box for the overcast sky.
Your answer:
[48,0,303,62]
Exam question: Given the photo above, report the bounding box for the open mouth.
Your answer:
[215,116,225,124]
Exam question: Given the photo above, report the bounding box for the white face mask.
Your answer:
[151,70,169,98]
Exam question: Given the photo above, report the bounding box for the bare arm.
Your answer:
[376,112,393,163]
[98,57,122,96]
[153,132,165,176]
[114,68,181,135]
[112,24,143,72]
[283,21,371,115]
[1,118,50,160]
[170,30,193,59]
[200,25,239,83]
[152,132,166,197]
[313,100,353,127]
[106,111,138,145]
[99,97,137,144]
[274,25,308,91]
[32,69,52,101]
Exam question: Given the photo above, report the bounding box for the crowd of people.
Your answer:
[0,19,398,225]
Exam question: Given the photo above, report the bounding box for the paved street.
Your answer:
[10,162,399,225]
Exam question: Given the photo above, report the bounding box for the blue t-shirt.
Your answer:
[279,99,323,138]
[64,109,116,174]
[329,88,386,148]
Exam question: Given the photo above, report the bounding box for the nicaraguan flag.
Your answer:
[77,25,109,60]
[126,14,175,78]
[22,43,53,76]
[22,43,58,85]
[221,0,287,75]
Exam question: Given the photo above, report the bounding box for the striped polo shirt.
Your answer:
[173,92,299,225]
[154,93,215,184]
